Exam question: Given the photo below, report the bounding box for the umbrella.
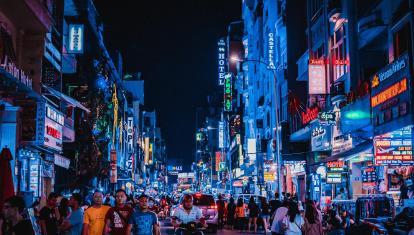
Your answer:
[0,147,15,209]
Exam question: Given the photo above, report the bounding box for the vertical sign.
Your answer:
[215,152,221,172]
[267,32,276,69]
[110,150,117,183]
[144,137,150,165]
[218,121,224,148]
[311,174,321,202]
[68,24,84,54]
[224,74,232,111]
[126,117,134,176]
[217,38,226,85]
[308,59,326,95]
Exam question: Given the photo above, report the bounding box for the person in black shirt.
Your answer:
[247,196,259,233]
[216,194,225,229]
[1,196,34,235]
[39,192,60,235]
[269,192,281,218]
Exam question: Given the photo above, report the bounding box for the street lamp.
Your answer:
[230,55,283,200]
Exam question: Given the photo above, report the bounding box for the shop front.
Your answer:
[283,160,306,202]
[370,53,413,207]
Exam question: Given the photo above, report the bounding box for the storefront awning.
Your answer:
[327,140,373,162]
[42,85,90,113]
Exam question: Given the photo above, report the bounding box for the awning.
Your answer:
[42,84,90,113]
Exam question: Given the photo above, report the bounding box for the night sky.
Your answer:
[95,1,241,166]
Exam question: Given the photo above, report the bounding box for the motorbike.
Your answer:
[171,216,207,235]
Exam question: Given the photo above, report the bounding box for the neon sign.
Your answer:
[301,107,319,125]
[46,126,61,139]
[267,33,276,69]
[217,39,226,85]
[371,78,407,107]
[68,24,84,54]
[308,59,326,95]
[224,74,232,111]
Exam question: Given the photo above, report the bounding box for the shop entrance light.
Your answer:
[344,110,370,120]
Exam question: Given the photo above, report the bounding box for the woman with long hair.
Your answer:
[260,197,271,232]
[303,200,323,235]
[248,196,260,233]
[282,201,304,235]
[235,197,246,232]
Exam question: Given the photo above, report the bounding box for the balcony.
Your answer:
[296,50,309,81]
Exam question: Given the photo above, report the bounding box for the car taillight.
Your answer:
[208,205,217,209]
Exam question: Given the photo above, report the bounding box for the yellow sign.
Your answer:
[371,74,379,88]
[264,172,276,182]
[371,78,407,107]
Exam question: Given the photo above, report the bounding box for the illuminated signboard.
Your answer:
[218,121,224,148]
[44,104,63,151]
[362,166,377,188]
[371,78,407,107]
[217,38,226,85]
[167,165,183,175]
[326,172,342,184]
[327,161,345,172]
[374,137,413,165]
[110,150,117,183]
[267,32,276,69]
[332,134,353,155]
[247,138,256,164]
[308,59,326,95]
[311,125,331,151]
[371,53,411,131]
[311,174,321,201]
[215,152,221,172]
[302,107,319,125]
[318,111,336,125]
[68,24,84,54]
[224,74,232,111]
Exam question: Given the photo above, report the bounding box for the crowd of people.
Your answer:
[0,189,161,235]
[213,192,370,235]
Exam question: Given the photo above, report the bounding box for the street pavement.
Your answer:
[160,219,267,235]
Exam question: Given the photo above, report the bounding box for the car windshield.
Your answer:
[192,195,215,206]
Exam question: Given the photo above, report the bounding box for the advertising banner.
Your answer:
[311,124,331,151]
[44,104,64,151]
[374,126,413,165]
[308,59,326,95]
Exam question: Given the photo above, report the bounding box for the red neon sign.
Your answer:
[301,107,319,125]
[309,59,325,65]
[46,126,61,139]
[334,59,348,65]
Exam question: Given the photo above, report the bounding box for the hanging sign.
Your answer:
[224,74,232,111]
[68,24,84,54]
[311,174,321,201]
[217,38,226,85]
[308,59,326,95]
[267,32,276,69]
[218,121,224,148]
[326,172,342,184]
[44,104,64,151]
[110,150,117,183]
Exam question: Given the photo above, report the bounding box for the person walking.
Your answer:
[226,197,236,230]
[1,196,34,235]
[127,194,160,235]
[248,196,260,233]
[260,197,271,233]
[82,191,111,235]
[271,201,288,235]
[104,189,133,235]
[40,192,60,235]
[216,194,225,229]
[281,201,304,235]
[59,193,84,235]
[235,197,246,232]
[302,200,323,235]
[269,192,281,218]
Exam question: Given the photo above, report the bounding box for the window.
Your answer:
[331,25,348,81]
[393,23,412,58]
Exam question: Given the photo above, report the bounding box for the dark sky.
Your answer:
[95,1,241,166]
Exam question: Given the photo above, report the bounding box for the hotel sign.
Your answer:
[217,38,226,85]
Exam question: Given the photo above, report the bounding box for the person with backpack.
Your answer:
[281,201,304,235]
[104,189,133,235]
[248,196,260,233]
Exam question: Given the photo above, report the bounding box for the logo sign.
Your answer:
[326,172,342,184]
[308,59,326,95]
[267,32,276,70]
[218,121,224,148]
[217,39,226,85]
[371,56,406,88]
[327,161,345,172]
[302,107,319,125]
[44,104,64,151]
[318,111,336,125]
[68,24,84,54]
[311,125,331,151]
[224,74,232,111]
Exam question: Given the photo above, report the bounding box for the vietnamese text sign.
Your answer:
[308,59,326,95]
[326,172,342,184]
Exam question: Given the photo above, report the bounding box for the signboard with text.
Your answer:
[68,24,84,54]
[308,59,326,95]
[44,104,64,151]
[374,126,413,165]
[217,39,226,85]
[224,74,232,111]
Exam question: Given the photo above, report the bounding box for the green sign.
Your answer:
[224,74,232,111]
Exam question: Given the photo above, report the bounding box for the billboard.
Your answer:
[44,104,64,151]
[311,124,331,151]
[374,126,413,165]
[247,139,256,164]
[308,59,326,95]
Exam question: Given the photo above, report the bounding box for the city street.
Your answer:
[160,220,254,235]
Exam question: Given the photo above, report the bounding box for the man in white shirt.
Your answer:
[171,194,204,225]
